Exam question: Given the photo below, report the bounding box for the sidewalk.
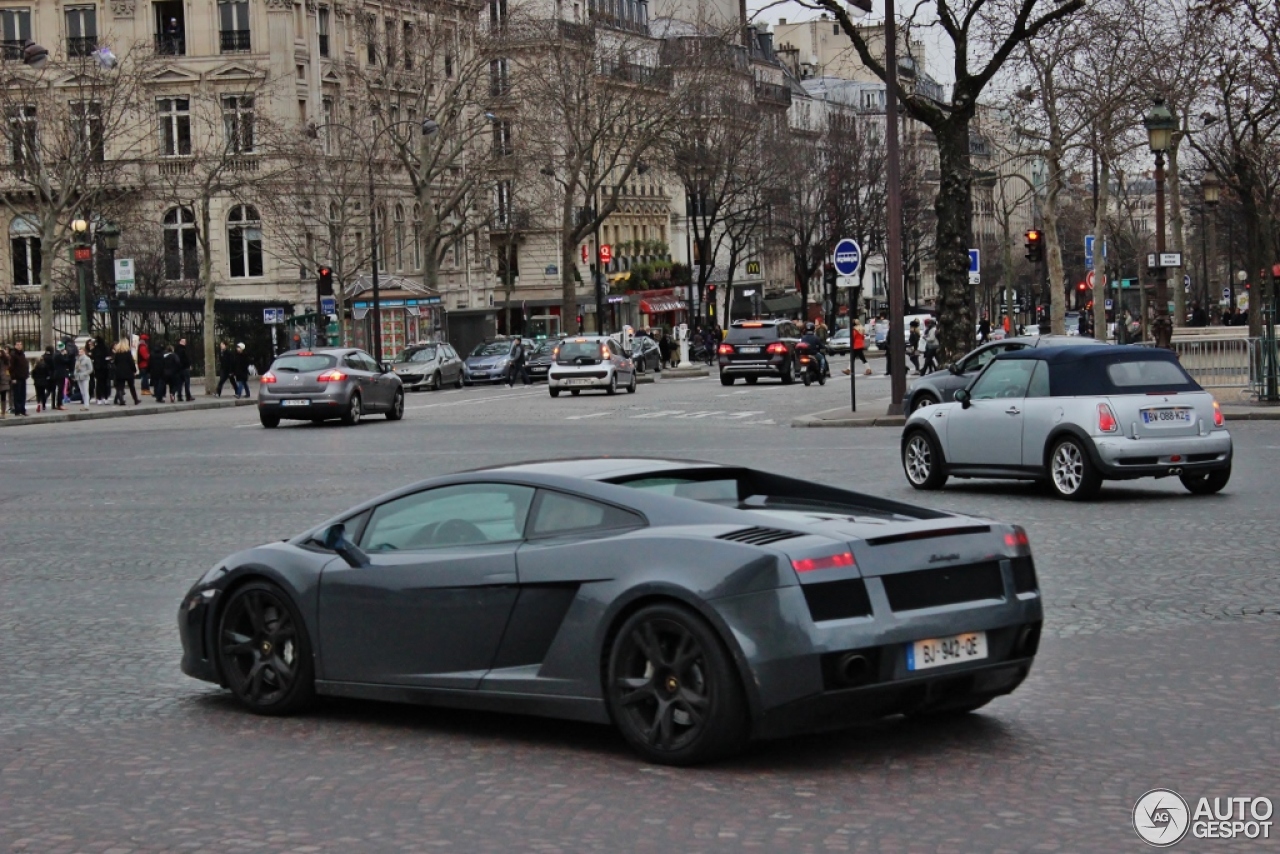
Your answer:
[1,379,257,429]
[793,398,1280,428]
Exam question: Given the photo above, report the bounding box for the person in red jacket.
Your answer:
[137,333,151,395]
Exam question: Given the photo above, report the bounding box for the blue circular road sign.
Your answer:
[833,239,861,277]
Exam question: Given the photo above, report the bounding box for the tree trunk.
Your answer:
[39,218,58,348]
[1041,150,1066,335]
[932,120,975,360]
[1092,155,1111,341]
[1002,219,1016,326]
[1168,140,1186,327]
[200,200,216,393]
[560,202,579,334]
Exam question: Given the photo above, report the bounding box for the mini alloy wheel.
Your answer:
[216,582,314,715]
[606,604,747,766]
[903,431,947,490]
[1049,438,1101,500]
[1180,465,1231,495]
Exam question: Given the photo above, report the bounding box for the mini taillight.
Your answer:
[260,371,277,384]
[717,343,734,355]
[792,552,855,573]
[1003,526,1031,551]
[1213,400,1223,427]
[316,370,347,382]
[1097,402,1118,433]
[767,342,788,355]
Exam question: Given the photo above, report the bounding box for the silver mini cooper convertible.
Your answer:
[901,346,1233,500]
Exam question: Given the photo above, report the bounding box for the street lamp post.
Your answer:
[98,222,121,339]
[1202,173,1219,322]
[71,218,91,336]
[1143,96,1176,349]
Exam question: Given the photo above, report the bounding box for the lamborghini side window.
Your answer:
[528,490,643,538]
[360,483,535,551]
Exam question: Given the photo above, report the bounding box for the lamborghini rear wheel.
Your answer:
[605,603,748,766]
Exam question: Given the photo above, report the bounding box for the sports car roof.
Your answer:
[483,457,723,481]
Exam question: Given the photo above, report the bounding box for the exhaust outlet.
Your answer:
[837,653,870,686]
[1169,467,1183,475]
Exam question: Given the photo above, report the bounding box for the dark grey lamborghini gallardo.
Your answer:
[179,458,1043,765]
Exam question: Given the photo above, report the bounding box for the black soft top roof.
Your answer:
[993,345,1199,395]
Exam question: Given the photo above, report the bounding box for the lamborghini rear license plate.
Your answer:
[906,632,988,671]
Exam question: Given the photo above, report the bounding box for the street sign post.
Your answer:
[836,275,857,289]
[599,244,612,265]
[833,239,861,277]
[968,249,980,285]
[114,258,135,293]
[320,297,336,315]
[95,297,109,313]
[263,308,284,324]
[1105,298,1113,310]
[1085,270,1106,289]
[1085,235,1107,267]
[1223,287,1231,302]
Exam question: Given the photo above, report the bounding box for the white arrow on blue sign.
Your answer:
[833,238,861,277]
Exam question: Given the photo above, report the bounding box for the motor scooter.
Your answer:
[794,342,825,386]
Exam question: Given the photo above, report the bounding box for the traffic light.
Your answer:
[317,266,333,296]
[823,264,837,288]
[1024,229,1043,263]
[706,284,716,317]
[576,313,584,329]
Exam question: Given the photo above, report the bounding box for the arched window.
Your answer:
[227,204,262,278]
[163,207,198,280]
[412,203,422,270]
[10,215,41,287]
[393,203,405,271]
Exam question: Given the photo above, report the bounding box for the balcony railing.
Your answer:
[158,160,192,177]
[1,39,25,61]
[754,81,792,107]
[67,36,97,57]
[491,210,531,232]
[598,60,671,89]
[219,30,251,53]
[588,9,648,34]
[154,34,186,56]
[556,20,594,43]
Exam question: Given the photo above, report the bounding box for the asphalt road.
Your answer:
[2,369,1278,852]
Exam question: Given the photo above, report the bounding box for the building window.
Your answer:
[65,7,97,57]
[489,58,509,96]
[227,204,263,278]
[384,17,396,65]
[158,97,190,156]
[10,216,40,287]
[393,203,404,271]
[7,105,36,173]
[363,14,376,63]
[489,0,507,26]
[412,203,422,270]
[492,119,512,157]
[402,22,412,69]
[317,7,330,56]
[222,95,254,153]
[321,97,334,153]
[494,180,511,227]
[155,4,185,55]
[218,0,250,52]
[70,100,104,162]
[163,206,198,280]
[1,9,31,62]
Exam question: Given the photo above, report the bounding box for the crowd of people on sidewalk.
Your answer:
[2,334,255,418]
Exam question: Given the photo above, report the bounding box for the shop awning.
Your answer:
[763,294,801,314]
[640,297,687,313]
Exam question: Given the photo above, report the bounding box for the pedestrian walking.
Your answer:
[906,320,922,375]
[506,338,527,386]
[233,342,251,398]
[0,345,10,419]
[657,332,671,371]
[91,336,111,404]
[215,342,236,396]
[137,333,152,395]
[9,341,28,416]
[53,341,72,408]
[151,339,168,403]
[32,346,51,411]
[175,338,194,401]
[162,344,182,401]
[851,319,871,375]
[73,345,93,411]
[978,316,991,343]
[921,318,939,374]
[112,339,140,405]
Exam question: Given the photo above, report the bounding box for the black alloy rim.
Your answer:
[220,589,300,705]
[612,618,710,751]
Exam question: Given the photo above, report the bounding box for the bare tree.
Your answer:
[0,43,149,346]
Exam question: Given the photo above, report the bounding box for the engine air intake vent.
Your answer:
[717,526,803,546]
[803,579,873,622]
[881,561,1004,612]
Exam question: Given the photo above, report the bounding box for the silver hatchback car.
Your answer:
[547,336,637,397]
[900,346,1232,499]
[258,348,404,428]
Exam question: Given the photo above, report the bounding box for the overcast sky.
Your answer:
[744,0,957,84]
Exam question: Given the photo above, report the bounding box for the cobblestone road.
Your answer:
[2,378,1277,852]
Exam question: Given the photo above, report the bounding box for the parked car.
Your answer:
[826,328,851,355]
[179,456,1042,765]
[548,336,637,396]
[630,336,662,373]
[904,335,1106,413]
[258,348,404,428]
[389,342,464,391]
[523,339,559,383]
[465,339,520,384]
[716,319,802,386]
[901,346,1232,499]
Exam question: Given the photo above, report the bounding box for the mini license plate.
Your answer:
[282,399,311,407]
[1141,407,1193,425]
[738,346,761,354]
[906,631,988,671]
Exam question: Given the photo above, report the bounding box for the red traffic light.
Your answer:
[1077,282,1087,291]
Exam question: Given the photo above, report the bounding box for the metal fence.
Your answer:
[0,294,290,376]
[1172,337,1255,389]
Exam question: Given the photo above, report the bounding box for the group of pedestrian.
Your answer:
[215,341,252,398]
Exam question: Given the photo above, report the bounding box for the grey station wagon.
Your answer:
[901,346,1233,500]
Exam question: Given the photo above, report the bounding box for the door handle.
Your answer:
[1005,406,1021,415]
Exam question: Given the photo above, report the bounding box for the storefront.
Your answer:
[636,288,688,331]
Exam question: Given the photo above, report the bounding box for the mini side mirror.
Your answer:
[322,523,369,568]
[954,388,971,408]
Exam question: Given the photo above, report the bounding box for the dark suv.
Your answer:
[716,319,801,386]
